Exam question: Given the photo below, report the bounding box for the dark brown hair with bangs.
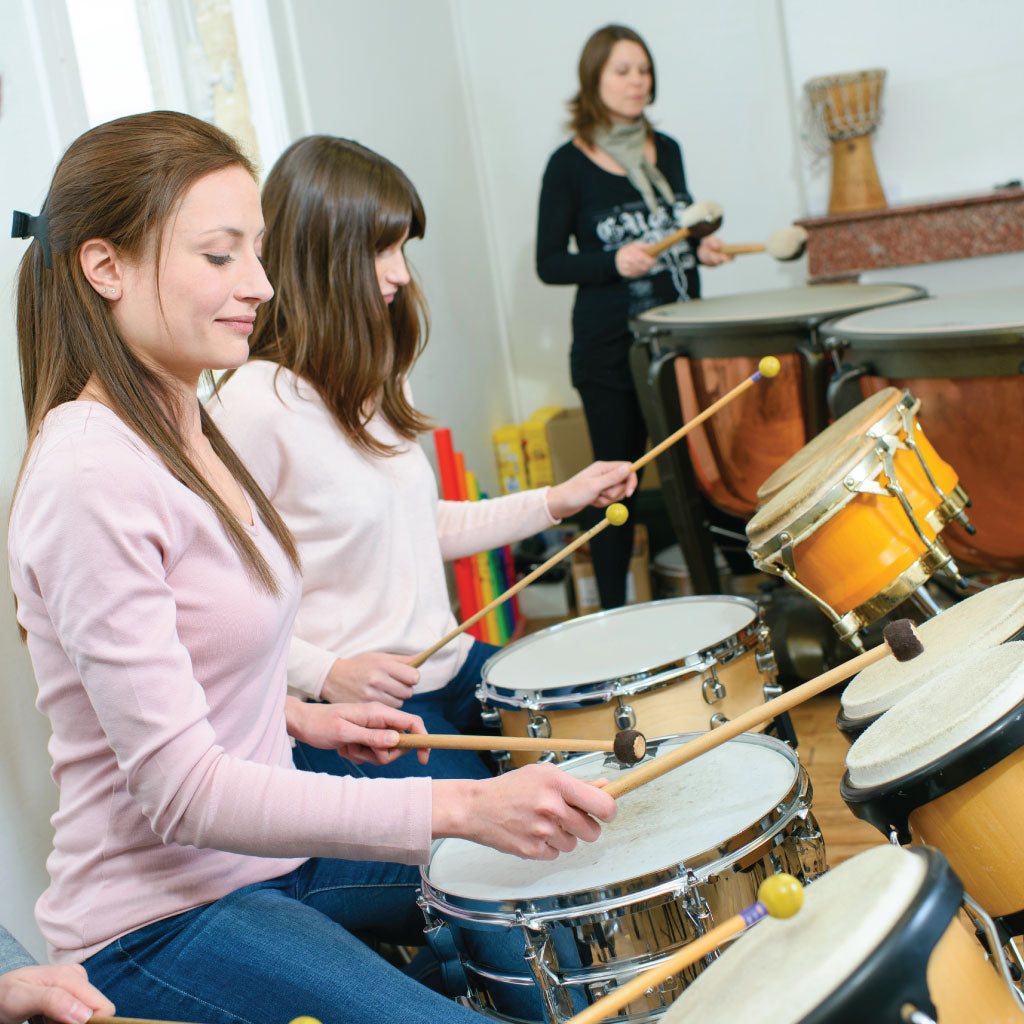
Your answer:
[568,24,657,144]
[242,135,431,456]
[15,110,299,594]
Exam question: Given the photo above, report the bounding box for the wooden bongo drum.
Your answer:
[662,844,1023,1023]
[837,577,1024,741]
[629,284,924,591]
[824,287,1024,573]
[843,642,1024,931]
[806,69,888,215]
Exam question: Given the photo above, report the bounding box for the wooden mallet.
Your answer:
[410,356,782,668]
[394,729,647,764]
[645,199,723,258]
[604,618,923,800]
[564,873,804,1024]
[93,1018,320,1024]
[719,225,808,262]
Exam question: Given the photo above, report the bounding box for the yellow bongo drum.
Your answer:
[844,642,1024,930]
[746,432,964,648]
[663,844,1023,1023]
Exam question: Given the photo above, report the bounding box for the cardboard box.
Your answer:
[571,524,651,615]
[544,406,660,489]
[521,409,558,488]
[493,423,528,493]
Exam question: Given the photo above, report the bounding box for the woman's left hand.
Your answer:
[697,235,732,266]
[284,697,429,766]
[546,461,637,519]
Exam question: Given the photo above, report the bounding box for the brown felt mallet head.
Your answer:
[613,729,647,764]
[881,618,924,662]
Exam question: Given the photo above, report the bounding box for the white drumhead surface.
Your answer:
[847,642,1024,788]
[483,599,756,691]
[827,286,1024,337]
[664,845,926,1024]
[841,577,1024,720]
[425,737,796,901]
[633,284,920,326]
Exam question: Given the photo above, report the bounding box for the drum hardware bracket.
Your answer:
[479,707,502,730]
[762,681,784,701]
[702,667,727,705]
[961,892,1024,1007]
[709,713,729,728]
[900,1005,937,1024]
[755,648,779,678]
[614,701,637,730]
[520,931,573,1023]
[527,714,552,740]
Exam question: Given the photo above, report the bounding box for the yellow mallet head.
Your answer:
[757,356,781,379]
[605,503,629,526]
[757,872,803,918]
[289,1017,322,1024]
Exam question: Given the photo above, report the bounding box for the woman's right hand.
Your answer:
[431,763,617,860]
[0,964,115,1024]
[614,242,656,278]
[321,652,419,706]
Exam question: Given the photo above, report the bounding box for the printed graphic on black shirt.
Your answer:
[593,195,696,314]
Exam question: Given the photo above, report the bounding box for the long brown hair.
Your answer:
[568,24,657,144]
[240,135,431,456]
[14,110,299,593]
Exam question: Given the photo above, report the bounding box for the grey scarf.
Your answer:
[592,120,675,214]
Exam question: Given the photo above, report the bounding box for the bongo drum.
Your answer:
[419,732,825,1022]
[746,431,964,649]
[477,597,780,768]
[662,844,1023,1023]
[806,69,888,215]
[837,577,1024,740]
[843,642,1024,928]
[823,287,1024,573]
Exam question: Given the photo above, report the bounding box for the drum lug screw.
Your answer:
[762,682,784,701]
[614,704,636,730]
[710,713,729,728]
[702,675,727,704]
[755,650,778,677]
[480,708,502,730]
[527,714,551,739]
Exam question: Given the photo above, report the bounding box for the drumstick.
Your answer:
[565,873,804,1024]
[604,618,923,799]
[92,1019,321,1024]
[646,199,723,258]
[410,356,782,668]
[395,728,647,764]
[718,226,808,262]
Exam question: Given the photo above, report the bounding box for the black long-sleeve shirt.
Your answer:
[536,132,701,388]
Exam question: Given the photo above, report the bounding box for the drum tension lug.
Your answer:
[614,702,637,730]
[710,713,729,729]
[527,714,552,740]
[702,667,727,705]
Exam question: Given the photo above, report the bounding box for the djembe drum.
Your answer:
[806,69,888,215]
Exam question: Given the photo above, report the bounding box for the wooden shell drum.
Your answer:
[418,732,825,1023]
[823,287,1024,573]
[629,284,924,521]
[843,643,1024,930]
[662,845,1023,1023]
[837,577,1024,741]
[806,69,888,215]
[477,597,778,768]
[746,430,964,649]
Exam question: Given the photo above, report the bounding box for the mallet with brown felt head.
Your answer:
[604,618,924,799]
[645,199,723,258]
[394,728,647,765]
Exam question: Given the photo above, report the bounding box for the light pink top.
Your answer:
[8,403,432,963]
[208,361,557,698]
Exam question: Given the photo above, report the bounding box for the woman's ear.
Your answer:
[79,238,124,301]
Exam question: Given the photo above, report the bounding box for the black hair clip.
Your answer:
[12,200,52,269]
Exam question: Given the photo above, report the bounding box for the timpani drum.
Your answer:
[837,577,1024,740]
[843,642,1024,930]
[745,431,963,648]
[662,844,1023,1023]
[477,597,779,768]
[823,287,1024,573]
[419,732,825,1022]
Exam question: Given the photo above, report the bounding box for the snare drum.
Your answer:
[477,597,778,768]
[824,287,1024,573]
[746,432,963,648]
[837,577,1024,740]
[419,732,825,1022]
[663,844,1022,1023]
[843,642,1024,927]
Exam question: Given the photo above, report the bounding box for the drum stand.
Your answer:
[962,894,1024,1008]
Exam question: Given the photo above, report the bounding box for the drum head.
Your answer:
[841,577,1024,720]
[756,387,902,503]
[424,734,799,904]
[480,597,757,695]
[663,845,931,1024]
[846,642,1024,788]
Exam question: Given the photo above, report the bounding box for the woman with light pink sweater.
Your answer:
[8,112,615,1024]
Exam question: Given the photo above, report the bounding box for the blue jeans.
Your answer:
[84,857,483,1024]
[292,640,500,781]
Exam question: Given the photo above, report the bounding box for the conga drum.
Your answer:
[837,577,1024,740]
[823,287,1024,573]
[843,642,1024,933]
[419,732,825,1021]
[661,844,1023,1023]
[629,284,925,591]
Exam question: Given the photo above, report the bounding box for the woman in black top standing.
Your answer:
[536,23,729,609]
